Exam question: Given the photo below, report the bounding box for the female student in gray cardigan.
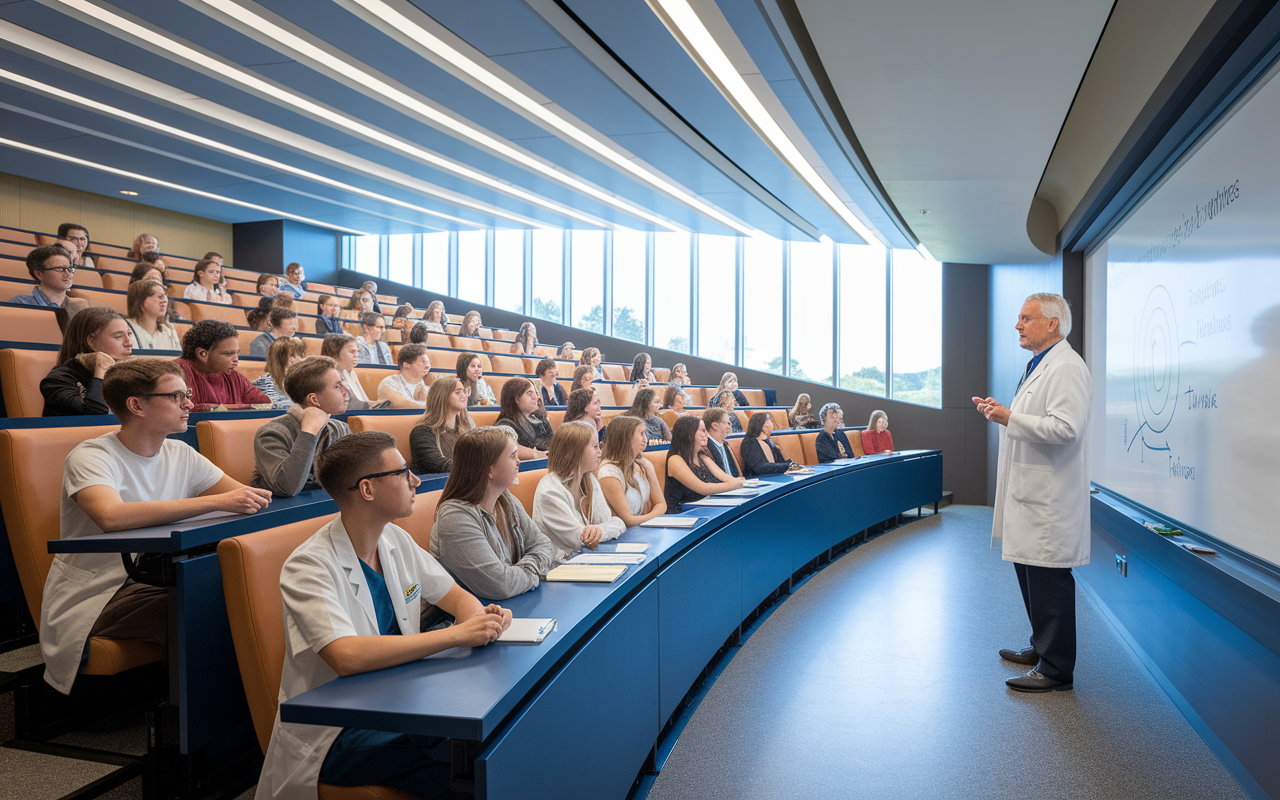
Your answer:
[429,426,555,599]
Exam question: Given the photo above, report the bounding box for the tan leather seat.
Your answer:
[189,302,251,327]
[731,411,749,431]
[727,437,744,468]
[545,409,565,429]
[0,305,65,345]
[740,389,766,406]
[507,467,547,515]
[642,450,667,487]
[449,336,482,351]
[849,430,867,458]
[488,355,525,375]
[196,417,279,485]
[347,414,419,466]
[773,433,806,465]
[612,383,637,407]
[0,348,57,417]
[484,375,510,401]
[354,368,394,402]
[394,489,442,552]
[601,364,626,381]
[0,426,164,676]
[100,271,132,292]
[470,410,499,427]
[424,349,457,372]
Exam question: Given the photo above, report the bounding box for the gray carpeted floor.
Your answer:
[645,505,1249,800]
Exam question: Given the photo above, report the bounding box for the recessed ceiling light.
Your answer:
[119,190,138,195]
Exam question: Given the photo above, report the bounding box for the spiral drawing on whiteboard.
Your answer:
[1128,285,1185,460]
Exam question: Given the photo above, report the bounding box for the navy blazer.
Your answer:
[815,429,854,463]
[706,438,741,478]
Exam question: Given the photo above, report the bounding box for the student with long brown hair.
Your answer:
[569,364,595,396]
[125,279,181,350]
[579,347,603,380]
[430,427,555,599]
[40,306,134,416]
[597,416,667,526]
[459,310,483,338]
[409,376,473,474]
[532,422,625,562]
[563,388,605,441]
[455,352,497,405]
[623,387,671,443]
[663,415,743,512]
[495,378,552,459]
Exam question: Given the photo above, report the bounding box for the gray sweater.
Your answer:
[430,492,555,600]
[250,406,350,497]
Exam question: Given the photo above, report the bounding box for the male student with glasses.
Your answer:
[39,358,273,695]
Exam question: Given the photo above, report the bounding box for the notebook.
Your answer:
[639,516,699,528]
[545,564,628,583]
[684,497,746,507]
[496,618,557,644]
[568,553,646,565]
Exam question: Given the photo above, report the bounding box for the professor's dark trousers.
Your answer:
[1014,562,1076,682]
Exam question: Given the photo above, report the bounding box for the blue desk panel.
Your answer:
[476,582,659,800]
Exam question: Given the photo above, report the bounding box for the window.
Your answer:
[890,249,942,407]
[652,231,691,353]
[353,235,379,276]
[612,228,646,343]
[531,229,563,323]
[570,229,605,332]
[742,235,783,373]
[789,238,834,384]
[387,234,413,287]
[494,230,524,314]
[838,242,887,397]
[697,234,737,365]
[421,232,449,294]
[456,230,486,304]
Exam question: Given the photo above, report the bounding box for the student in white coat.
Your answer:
[41,358,272,695]
[973,292,1092,693]
[256,431,511,800]
[532,421,626,563]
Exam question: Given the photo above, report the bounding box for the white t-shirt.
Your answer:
[256,516,453,800]
[377,373,426,407]
[182,282,230,304]
[598,462,650,515]
[126,319,182,350]
[41,433,222,693]
[340,369,369,403]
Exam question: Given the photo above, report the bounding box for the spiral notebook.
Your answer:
[496,618,557,644]
[545,564,628,583]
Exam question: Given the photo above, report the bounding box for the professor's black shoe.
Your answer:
[998,646,1039,666]
[1005,670,1073,693]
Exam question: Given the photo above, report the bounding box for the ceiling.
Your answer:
[0,0,1190,263]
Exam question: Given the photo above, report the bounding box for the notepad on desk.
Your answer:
[567,553,646,565]
[638,515,699,528]
[496,618,556,644]
[611,543,651,552]
[545,564,628,583]
[718,487,764,497]
[684,497,745,507]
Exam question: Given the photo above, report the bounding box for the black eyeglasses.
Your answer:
[144,390,194,403]
[38,266,76,275]
[346,464,413,491]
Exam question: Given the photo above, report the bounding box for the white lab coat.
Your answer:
[991,340,1093,567]
[255,516,453,800]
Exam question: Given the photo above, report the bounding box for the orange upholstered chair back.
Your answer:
[773,433,806,465]
[470,410,499,427]
[740,389,766,407]
[217,515,335,754]
[196,417,277,486]
[849,429,867,458]
[0,347,57,417]
[488,355,526,375]
[601,364,627,381]
[727,437,744,467]
[394,489,443,552]
[642,449,667,487]
[0,304,65,345]
[799,431,821,465]
[507,467,547,515]
[347,414,420,466]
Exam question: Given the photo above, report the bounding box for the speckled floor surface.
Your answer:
[644,505,1250,800]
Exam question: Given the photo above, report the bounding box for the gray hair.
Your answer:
[819,402,842,423]
[1026,292,1071,337]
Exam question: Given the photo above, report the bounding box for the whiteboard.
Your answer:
[1096,61,1280,567]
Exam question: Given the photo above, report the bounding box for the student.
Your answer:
[710,391,744,433]
[670,362,692,388]
[579,347,603,380]
[557,342,574,359]
[532,422,625,563]
[624,388,671,443]
[183,259,230,304]
[391,303,414,332]
[862,409,895,454]
[662,384,690,414]
[40,307,134,416]
[129,262,166,287]
[315,294,344,335]
[629,352,656,384]
[40,358,271,695]
[458,310,483,338]
[456,352,497,406]
[272,293,295,312]
[598,416,667,526]
[127,232,158,260]
[814,403,856,463]
[740,412,799,476]
[321,333,374,409]
[716,372,750,407]
[203,252,224,267]
[11,245,75,309]
[789,393,818,428]
[495,378,552,459]
[246,300,271,333]
[356,312,392,365]
[256,273,280,298]
[563,388,605,442]
[251,337,308,410]
[361,280,384,314]
[257,431,509,799]
[344,289,376,317]
[125,279,182,350]
[569,364,595,396]
[175,319,271,409]
[535,358,567,407]
[663,415,743,512]
[512,322,538,356]
[249,308,298,358]
[409,376,474,474]
[701,408,741,478]
[251,355,351,497]
[56,223,94,270]
[378,343,430,409]
[421,300,447,333]
[430,426,556,599]
[277,262,306,298]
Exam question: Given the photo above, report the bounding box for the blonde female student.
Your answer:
[532,422,625,563]
[597,416,667,526]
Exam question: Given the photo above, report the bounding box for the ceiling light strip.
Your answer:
[34,2,621,230]
[0,136,371,234]
[649,0,880,244]
[0,20,585,230]
[334,0,754,234]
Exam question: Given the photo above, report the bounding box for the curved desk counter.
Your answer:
[281,449,942,799]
